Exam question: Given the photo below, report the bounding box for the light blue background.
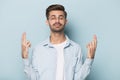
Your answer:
[0,0,120,80]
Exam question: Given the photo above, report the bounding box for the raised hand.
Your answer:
[21,32,31,59]
[86,35,97,59]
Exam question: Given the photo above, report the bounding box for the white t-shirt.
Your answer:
[53,40,67,80]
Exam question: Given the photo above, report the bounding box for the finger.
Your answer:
[89,42,92,49]
[22,32,26,43]
[93,34,97,43]
[87,44,90,52]
[26,40,31,47]
[27,42,31,47]
[87,43,92,57]
[86,43,90,48]
[92,40,95,48]
[90,41,95,52]
[93,35,97,47]
[87,43,92,53]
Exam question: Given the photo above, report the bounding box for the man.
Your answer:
[21,4,97,80]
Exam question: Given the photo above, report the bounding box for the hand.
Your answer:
[86,35,97,59]
[21,32,31,59]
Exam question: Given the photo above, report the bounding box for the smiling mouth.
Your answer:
[54,24,61,27]
[53,23,62,26]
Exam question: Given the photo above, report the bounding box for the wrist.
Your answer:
[87,55,94,59]
[22,51,28,59]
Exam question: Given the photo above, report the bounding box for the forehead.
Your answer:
[49,10,64,17]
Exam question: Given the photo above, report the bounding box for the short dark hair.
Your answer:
[46,4,67,20]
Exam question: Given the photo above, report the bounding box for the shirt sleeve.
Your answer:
[74,47,94,80]
[23,49,40,80]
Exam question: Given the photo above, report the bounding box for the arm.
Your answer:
[23,59,39,80]
[21,32,39,80]
[74,35,97,80]
[74,55,93,80]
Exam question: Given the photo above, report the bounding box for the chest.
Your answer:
[34,47,78,77]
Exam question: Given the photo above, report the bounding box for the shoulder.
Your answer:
[70,40,81,49]
[68,39,82,55]
[66,35,81,48]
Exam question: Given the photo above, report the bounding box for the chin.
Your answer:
[52,29,64,32]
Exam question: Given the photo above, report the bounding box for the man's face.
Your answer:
[46,10,67,32]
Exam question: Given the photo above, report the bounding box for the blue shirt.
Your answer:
[23,36,93,80]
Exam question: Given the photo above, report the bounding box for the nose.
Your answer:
[55,18,60,22]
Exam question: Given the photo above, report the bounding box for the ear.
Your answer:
[46,20,49,25]
[65,19,68,24]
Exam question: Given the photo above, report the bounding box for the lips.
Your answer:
[53,23,62,27]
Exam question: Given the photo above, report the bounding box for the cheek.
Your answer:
[49,21,55,25]
[47,22,53,26]
[61,20,66,24]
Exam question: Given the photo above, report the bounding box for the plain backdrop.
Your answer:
[0,0,120,80]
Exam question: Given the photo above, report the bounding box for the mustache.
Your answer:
[53,22,62,26]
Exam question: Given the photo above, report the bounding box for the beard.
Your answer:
[49,22,65,32]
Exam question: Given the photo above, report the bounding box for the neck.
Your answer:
[50,32,66,44]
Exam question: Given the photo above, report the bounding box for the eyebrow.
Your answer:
[50,15,65,17]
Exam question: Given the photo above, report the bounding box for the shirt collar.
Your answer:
[42,35,73,48]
